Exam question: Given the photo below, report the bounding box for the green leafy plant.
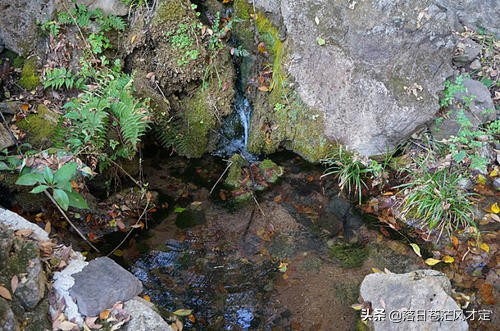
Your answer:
[15,162,88,211]
[440,75,467,107]
[320,147,384,204]
[166,22,202,66]
[44,67,84,90]
[397,163,476,240]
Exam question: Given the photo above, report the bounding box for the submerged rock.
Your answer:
[360,270,468,331]
[70,257,143,316]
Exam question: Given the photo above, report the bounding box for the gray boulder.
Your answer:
[0,0,56,56]
[247,0,498,157]
[123,297,174,331]
[360,270,468,331]
[70,257,143,316]
[74,0,129,16]
[280,0,456,156]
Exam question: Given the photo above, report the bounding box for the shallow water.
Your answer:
[116,152,424,330]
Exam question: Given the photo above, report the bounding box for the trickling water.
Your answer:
[213,92,253,159]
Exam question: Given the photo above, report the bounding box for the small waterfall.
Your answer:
[214,92,254,159]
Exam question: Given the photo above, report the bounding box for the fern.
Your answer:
[44,67,84,90]
[101,15,126,32]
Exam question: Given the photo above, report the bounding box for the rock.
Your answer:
[432,79,497,140]
[0,124,14,151]
[52,252,88,326]
[453,39,482,67]
[0,0,55,56]
[245,0,499,158]
[493,178,500,191]
[450,0,500,39]
[360,269,468,331]
[0,298,19,331]
[469,59,482,70]
[13,253,46,310]
[75,0,129,16]
[70,257,143,316]
[0,101,20,115]
[0,208,49,241]
[123,297,174,331]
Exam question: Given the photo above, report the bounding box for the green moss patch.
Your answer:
[18,58,40,90]
[329,242,368,268]
[17,104,59,148]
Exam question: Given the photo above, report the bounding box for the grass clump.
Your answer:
[320,147,385,204]
[397,162,477,240]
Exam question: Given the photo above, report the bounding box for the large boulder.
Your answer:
[246,0,497,158]
[360,270,468,331]
[0,0,55,56]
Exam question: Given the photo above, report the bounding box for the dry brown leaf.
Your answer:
[10,276,18,294]
[85,316,102,329]
[59,320,78,331]
[0,286,12,300]
[15,229,33,238]
[45,221,51,234]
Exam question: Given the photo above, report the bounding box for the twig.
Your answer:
[44,190,100,252]
[210,160,233,194]
[252,193,265,216]
[107,199,150,257]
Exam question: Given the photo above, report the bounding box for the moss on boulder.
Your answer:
[17,104,59,149]
[18,58,40,90]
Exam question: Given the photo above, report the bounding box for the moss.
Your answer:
[259,159,283,183]
[225,154,247,188]
[246,14,335,162]
[17,104,59,148]
[153,0,188,26]
[18,58,40,90]
[329,242,368,268]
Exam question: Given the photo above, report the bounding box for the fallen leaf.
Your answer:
[85,316,102,329]
[315,16,320,25]
[45,221,51,234]
[442,255,455,263]
[351,303,363,310]
[479,242,490,253]
[479,283,496,305]
[0,286,12,300]
[10,276,18,294]
[188,314,196,323]
[371,267,383,273]
[451,235,459,249]
[59,321,78,331]
[173,309,193,317]
[15,229,33,238]
[21,103,29,112]
[490,169,498,177]
[424,258,441,266]
[316,37,326,45]
[258,85,270,92]
[410,243,421,257]
[490,203,499,214]
[257,42,267,54]
[99,309,110,320]
[143,295,150,302]
[278,261,288,273]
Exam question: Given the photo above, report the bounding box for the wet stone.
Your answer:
[70,257,143,316]
[360,270,468,331]
[123,297,173,331]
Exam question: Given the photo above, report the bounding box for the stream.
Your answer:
[107,94,424,330]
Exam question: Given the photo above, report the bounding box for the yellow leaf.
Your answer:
[143,295,151,302]
[278,262,288,273]
[424,258,441,266]
[410,243,421,257]
[477,174,487,184]
[371,267,382,273]
[491,203,499,214]
[351,303,363,310]
[173,309,193,317]
[0,286,12,300]
[442,255,455,263]
[479,242,490,253]
[490,169,498,177]
[99,309,110,320]
[451,235,459,248]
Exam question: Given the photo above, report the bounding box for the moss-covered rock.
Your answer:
[329,242,368,268]
[237,11,335,162]
[258,159,283,183]
[18,58,39,90]
[16,104,59,149]
[124,0,235,157]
